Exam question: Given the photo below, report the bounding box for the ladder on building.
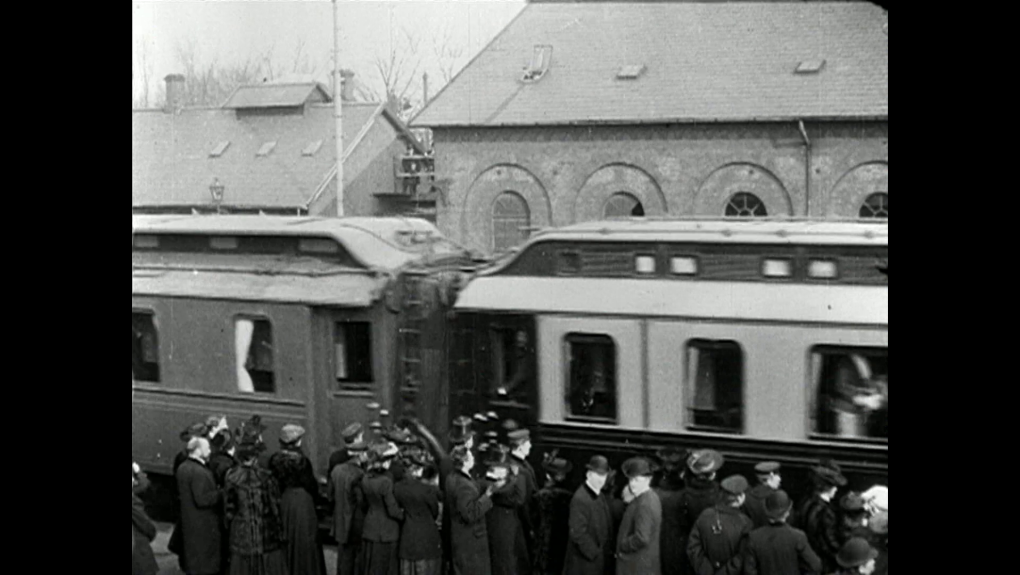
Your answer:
[398,270,428,414]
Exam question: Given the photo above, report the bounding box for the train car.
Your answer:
[450,218,888,496]
[132,214,475,513]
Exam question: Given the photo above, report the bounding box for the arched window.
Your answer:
[603,192,645,218]
[859,192,888,218]
[492,191,531,253]
[724,192,768,217]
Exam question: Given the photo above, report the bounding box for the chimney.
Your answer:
[340,70,356,102]
[422,72,429,106]
[164,73,185,112]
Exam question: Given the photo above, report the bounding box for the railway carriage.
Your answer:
[450,219,888,494]
[131,214,475,511]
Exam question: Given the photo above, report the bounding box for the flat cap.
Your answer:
[754,461,781,474]
[280,424,305,444]
[342,422,364,441]
[346,440,368,453]
[507,428,530,443]
[720,475,749,495]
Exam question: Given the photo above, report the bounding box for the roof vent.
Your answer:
[795,59,826,74]
[256,141,277,157]
[209,141,231,158]
[521,45,552,83]
[302,140,323,157]
[616,64,646,80]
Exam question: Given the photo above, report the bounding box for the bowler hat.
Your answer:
[180,422,208,442]
[622,457,653,478]
[836,537,878,568]
[687,449,724,475]
[754,461,781,474]
[586,455,611,475]
[764,490,793,520]
[543,457,573,476]
[655,447,686,468]
[342,422,364,442]
[280,424,305,444]
[720,475,749,495]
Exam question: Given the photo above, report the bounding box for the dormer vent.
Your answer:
[616,64,646,80]
[521,45,552,83]
[795,59,826,74]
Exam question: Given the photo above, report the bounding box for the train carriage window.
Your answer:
[492,328,533,401]
[686,340,743,432]
[565,333,617,422]
[811,346,888,440]
[131,311,160,382]
[335,322,373,390]
[235,317,275,393]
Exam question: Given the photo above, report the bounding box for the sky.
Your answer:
[132,0,527,106]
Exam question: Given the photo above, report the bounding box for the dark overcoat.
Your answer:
[485,474,526,575]
[393,477,442,560]
[744,523,822,575]
[686,504,752,575]
[615,489,662,575]
[132,492,159,575]
[208,452,236,487]
[533,484,572,575]
[741,484,774,530]
[676,477,721,575]
[563,484,613,575]
[270,448,326,575]
[329,459,365,544]
[446,469,494,575]
[655,483,685,575]
[510,453,538,575]
[176,458,222,575]
[798,495,840,573]
[328,446,349,477]
[223,463,286,556]
[361,471,405,543]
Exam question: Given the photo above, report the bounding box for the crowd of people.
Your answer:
[132,411,888,575]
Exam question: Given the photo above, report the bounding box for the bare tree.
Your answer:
[133,39,153,108]
[430,22,466,85]
[367,26,425,120]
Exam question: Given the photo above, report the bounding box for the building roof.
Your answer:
[222,82,332,109]
[132,102,420,210]
[413,2,888,127]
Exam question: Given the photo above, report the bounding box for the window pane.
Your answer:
[859,192,889,219]
[724,192,768,218]
[492,328,532,400]
[492,191,531,253]
[236,318,274,393]
[336,322,373,389]
[132,312,160,382]
[686,340,743,432]
[603,192,644,219]
[811,346,888,439]
[565,334,617,422]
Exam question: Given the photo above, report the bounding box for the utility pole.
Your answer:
[333,0,344,216]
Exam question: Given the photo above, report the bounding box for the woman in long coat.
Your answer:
[132,481,159,575]
[483,452,526,575]
[446,445,498,575]
[532,458,573,575]
[224,434,289,575]
[361,442,406,575]
[393,458,443,575]
[269,425,326,575]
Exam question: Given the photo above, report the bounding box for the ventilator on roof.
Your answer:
[795,59,826,74]
[209,141,231,158]
[522,45,552,83]
[302,140,323,157]
[256,141,277,157]
[616,65,646,80]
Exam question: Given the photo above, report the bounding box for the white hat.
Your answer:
[861,485,888,514]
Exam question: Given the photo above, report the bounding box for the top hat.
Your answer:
[720,475,749,496]
[836,538,879,568]
[449,416,476,444]
[586,455,612,475]
[542,457,573,476]
[687,449,724,475]
[764,490,793,520]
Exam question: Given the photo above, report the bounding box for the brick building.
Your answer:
[133,76,436,218]
[412,2,888,255]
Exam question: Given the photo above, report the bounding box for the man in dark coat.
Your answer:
[532,457,573,575]
[653,447,687,575]
[330,440,368,575]
[563,455,613,575]
[329,422,365,476]
[208,430,237,487]
[132,477,159,575]
[483,447,527,575]
[742,461,781,529]
[393,458,443,574]
[686,475,753,575]
[446,445,499,575]
[796,461,846,573]
[508,427,538,574]
[176,436,222,575]
[615,457,662,575]
[676,450,724,575]
[745,490,821,575]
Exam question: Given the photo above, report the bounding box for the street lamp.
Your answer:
[209,177,225,212]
